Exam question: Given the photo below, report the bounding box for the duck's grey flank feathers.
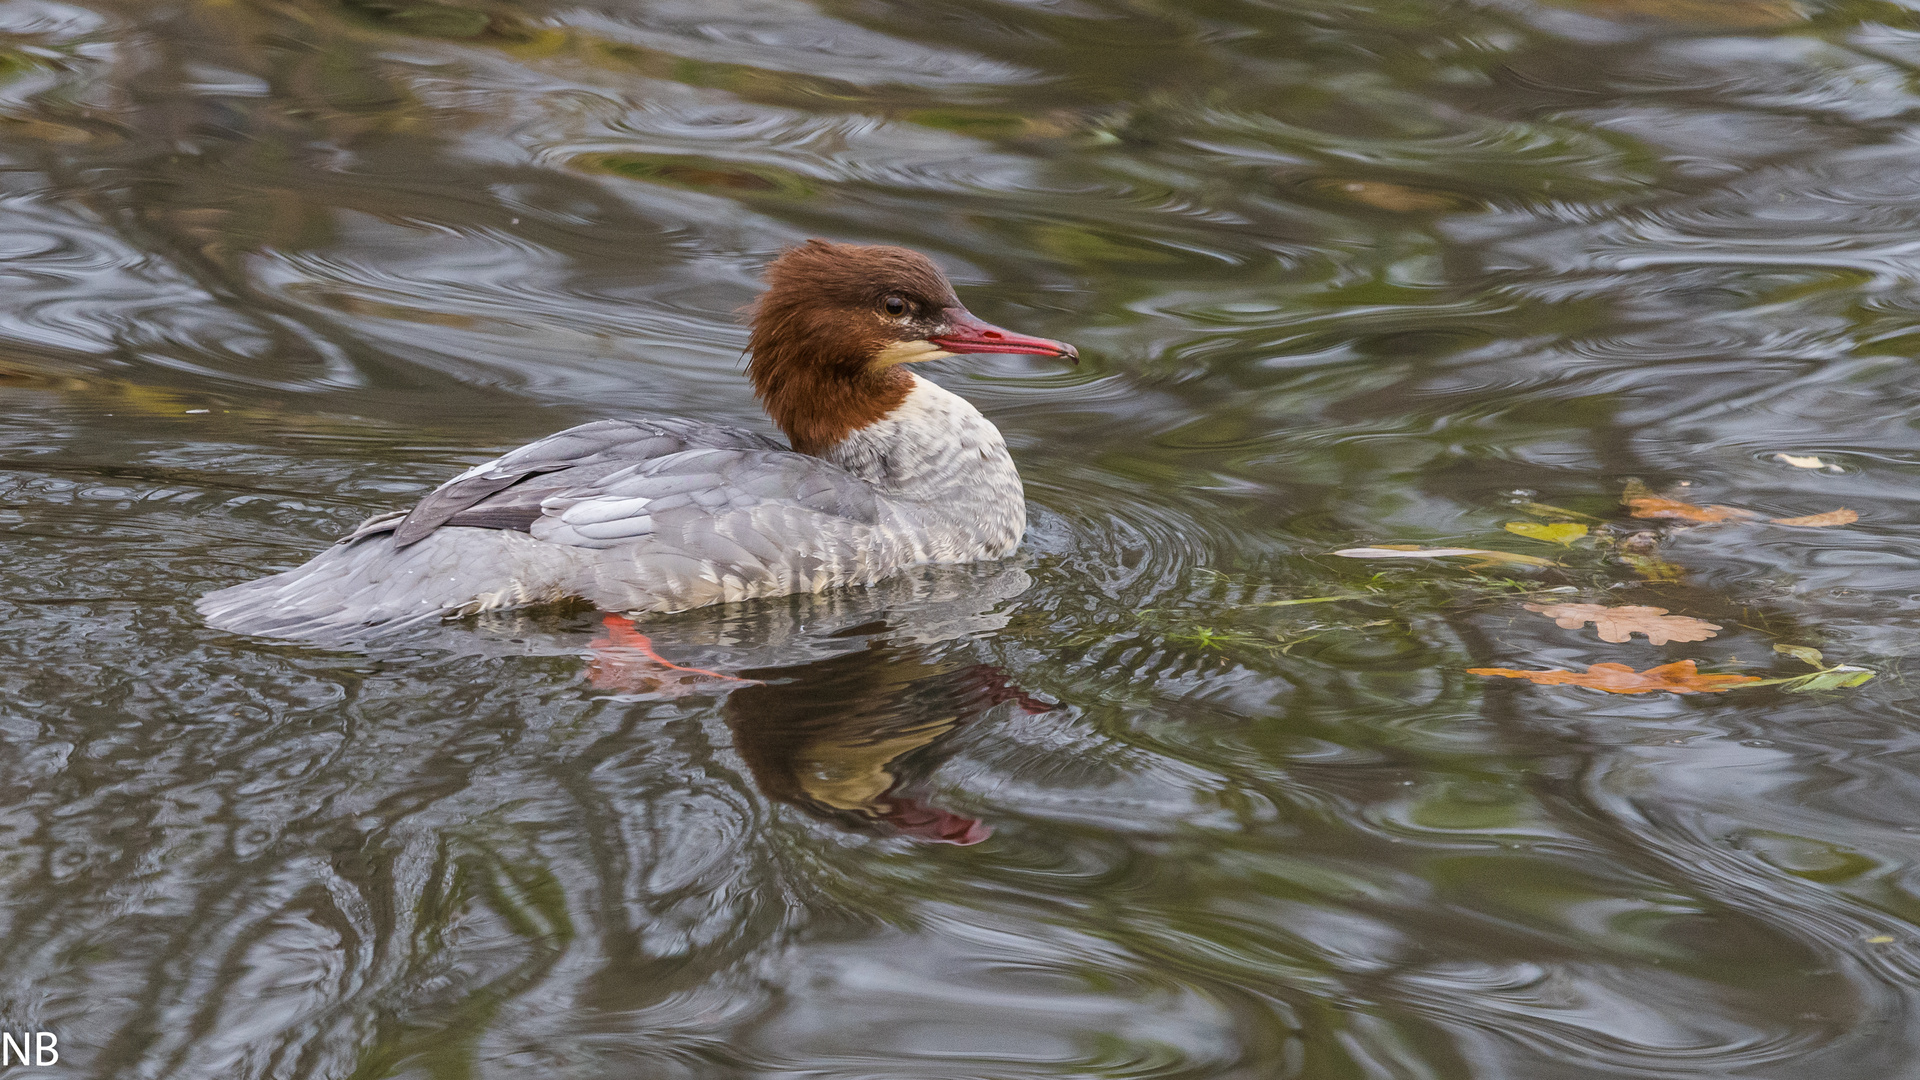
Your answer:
[386,418,783,547]
[196,377,1026,642]
[196,528,596,642]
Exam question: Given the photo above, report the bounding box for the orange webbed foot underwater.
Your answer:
[586,614,761,694]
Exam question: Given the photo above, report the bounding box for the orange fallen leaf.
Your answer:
[1619,479,1754,523]
[1524,603,1720,645]
[1619,481,1852,529]
[1468,659,1762,695]
[1624,495,1755,523]
[1770,508,1858,528]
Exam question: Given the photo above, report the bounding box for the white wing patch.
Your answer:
[544,495,655,544]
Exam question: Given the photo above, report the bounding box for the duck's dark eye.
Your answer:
[882,295,908,317]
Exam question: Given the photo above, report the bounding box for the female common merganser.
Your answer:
[198,240,1077,640]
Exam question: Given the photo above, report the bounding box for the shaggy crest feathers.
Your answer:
[748,240,961,455]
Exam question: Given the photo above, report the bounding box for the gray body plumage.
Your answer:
[197,376,1026,641]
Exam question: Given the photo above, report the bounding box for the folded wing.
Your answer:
[527,447,897,611]
[201,404,949,639]
[371,418,787,547]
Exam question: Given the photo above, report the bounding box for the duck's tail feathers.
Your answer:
[196,528,584,645]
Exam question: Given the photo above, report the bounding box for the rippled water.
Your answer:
[2,0,1920,1075]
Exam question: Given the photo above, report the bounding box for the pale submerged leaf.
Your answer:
[1334,545,1556,567]
[1773,643,1826,667]
[1770,509,1857,528]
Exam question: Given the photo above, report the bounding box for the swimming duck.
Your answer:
[197,240,1077,640]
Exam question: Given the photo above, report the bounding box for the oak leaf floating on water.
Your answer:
[1524,603,1720,645]
[1468,660,1762,695]
[1770,508,1859,528]
[1504,522,1587,545]
[1332,545,1556,567]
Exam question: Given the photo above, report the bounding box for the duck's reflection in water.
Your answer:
[574,565,1052,844]
[560,564,1052,841]
[725,639,1053,845]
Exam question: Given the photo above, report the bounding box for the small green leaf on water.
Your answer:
[1253,595,1358,607]
[1868,935,1897,944]
[1782,667,1875,693]
[1621,554,1684,583]
[1504,522,1588,545]
[1515,501,1604,521]
[1774,643,1826,667]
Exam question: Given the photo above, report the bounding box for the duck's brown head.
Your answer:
[747,239,1076,455]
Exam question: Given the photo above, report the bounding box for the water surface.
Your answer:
[2,0,1919,1076]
